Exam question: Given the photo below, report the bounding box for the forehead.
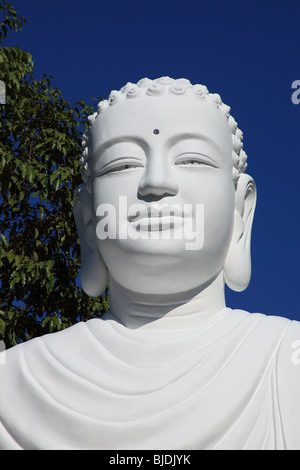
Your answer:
[90,94,233,158]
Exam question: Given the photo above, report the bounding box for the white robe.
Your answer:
[0,308,300,450]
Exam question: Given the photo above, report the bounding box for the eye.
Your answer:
[175,153,218,168]
[97,159,144,176]
[177,159,205,166]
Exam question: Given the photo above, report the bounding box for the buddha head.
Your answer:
[74,77,256,298]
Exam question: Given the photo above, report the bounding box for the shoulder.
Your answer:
[227,308,291,340]
[227,309,300,449]
[0,320,97,450]
[275,318,300,449]
[2,320,90,357]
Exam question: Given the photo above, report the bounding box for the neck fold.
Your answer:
[105,273,227,329]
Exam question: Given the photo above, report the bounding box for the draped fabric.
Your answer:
[0,308,296,450]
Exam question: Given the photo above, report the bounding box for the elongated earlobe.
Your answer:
[73,184,108,297]
[224,174,257,292]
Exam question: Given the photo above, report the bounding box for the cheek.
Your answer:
[91,173,143,237]
[202,179,235,256]
[92,179,116,238]
[92,172,142,206]
[92,177,118,208]
[181,170,235,250]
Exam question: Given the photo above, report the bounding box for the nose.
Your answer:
[138,157,178,199]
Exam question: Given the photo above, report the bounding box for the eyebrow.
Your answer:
[166,132,224,156]
[94,136,150,158]
[93,132,224,159]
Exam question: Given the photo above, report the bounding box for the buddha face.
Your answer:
[89,93,236,294]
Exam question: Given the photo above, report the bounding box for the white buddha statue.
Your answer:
[1,77,300,450]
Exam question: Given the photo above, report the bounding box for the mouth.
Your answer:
[128,204,191,232]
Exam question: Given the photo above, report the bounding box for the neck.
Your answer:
[106,272,227,329]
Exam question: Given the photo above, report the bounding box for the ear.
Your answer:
[73,184,108,297]
[223,173,257,292]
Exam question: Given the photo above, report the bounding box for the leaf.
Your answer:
[6,251,15,263]
[0,317,5,338]
[14,255,21,266]
[55,178,60,191]
[42,315,62,333]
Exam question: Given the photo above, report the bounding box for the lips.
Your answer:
[128,204,191,231]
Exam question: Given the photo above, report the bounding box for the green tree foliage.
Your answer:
[0,1,109,348]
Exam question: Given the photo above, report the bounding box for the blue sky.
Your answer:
[4,0,300,321]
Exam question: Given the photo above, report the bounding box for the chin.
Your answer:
[109,258,219,297]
